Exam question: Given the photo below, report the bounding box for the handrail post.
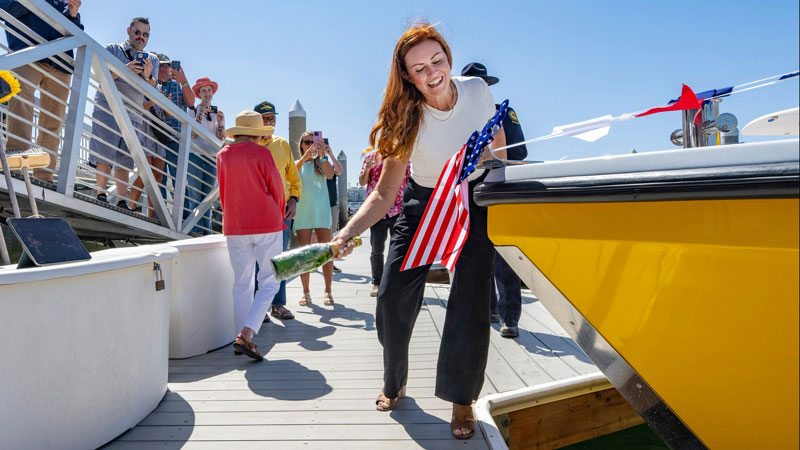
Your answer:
[171,124,191,230]
[56,45,91,196]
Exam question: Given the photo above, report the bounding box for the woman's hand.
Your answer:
[302,143,320,161]
[216,111,224,127]
[332,233,357,257]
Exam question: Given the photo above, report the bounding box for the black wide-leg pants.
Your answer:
[376,177,494,405]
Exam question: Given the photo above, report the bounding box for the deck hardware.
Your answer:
[153,262,165,291]
[495,412,512,445]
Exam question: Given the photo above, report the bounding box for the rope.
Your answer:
[491,70,799,155]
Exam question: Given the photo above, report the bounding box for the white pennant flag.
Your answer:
[552,114,614,142]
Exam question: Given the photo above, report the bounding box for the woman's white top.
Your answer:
[410,76,496,188]
[193,106,225,155]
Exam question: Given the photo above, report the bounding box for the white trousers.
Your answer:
[226,232,283,334]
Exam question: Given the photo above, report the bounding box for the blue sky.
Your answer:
[77,0,799,186]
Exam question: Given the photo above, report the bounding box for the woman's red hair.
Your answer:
[367,23,452,161]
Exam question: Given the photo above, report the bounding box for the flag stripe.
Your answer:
[441,182,470,270]
[402,146,463,269]
[414,159,460,266]
[401,144,467,271]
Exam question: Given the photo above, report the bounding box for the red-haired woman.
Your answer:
[332,23,505,439]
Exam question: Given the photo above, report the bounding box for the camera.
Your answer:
[208,105,218,113]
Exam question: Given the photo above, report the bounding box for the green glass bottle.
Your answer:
[270,236,362,280]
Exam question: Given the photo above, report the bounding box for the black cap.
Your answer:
[253,101,278,115]
[460,62,499,86]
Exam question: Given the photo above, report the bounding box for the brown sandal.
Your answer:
[450,404,476,439]
[323,292,334,306]
[375,385,406,411]
[271,305,295,320]
[233,335,263,361]
[299,292,312,306]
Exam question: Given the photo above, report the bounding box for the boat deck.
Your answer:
[104,232,598,449]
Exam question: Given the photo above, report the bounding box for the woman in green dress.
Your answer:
[294,131,335,306]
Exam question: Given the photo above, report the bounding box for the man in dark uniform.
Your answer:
[462,62,527,338]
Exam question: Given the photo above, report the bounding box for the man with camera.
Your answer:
[152,54,194,196]
[88,17,159,210]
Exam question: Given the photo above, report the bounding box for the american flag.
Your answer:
[401,101,508,271]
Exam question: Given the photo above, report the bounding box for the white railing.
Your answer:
[0,0,222,236]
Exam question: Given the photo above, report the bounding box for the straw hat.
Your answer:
[192,76,218,97]
[226,110,275,138]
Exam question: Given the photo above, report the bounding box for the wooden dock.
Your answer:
[104,231,598,449]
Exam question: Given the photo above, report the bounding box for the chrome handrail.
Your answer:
[1,0,222,237]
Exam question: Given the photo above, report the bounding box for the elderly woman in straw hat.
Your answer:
[217,110,286,361]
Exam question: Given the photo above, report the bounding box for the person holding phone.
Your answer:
[150,54,195,202]
[294,131,335,306]
[331,23,505,439]
[322,137,344,272]
[88,17,159,210]
[187,76,224,234]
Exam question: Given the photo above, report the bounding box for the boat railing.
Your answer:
[1,0,222,237]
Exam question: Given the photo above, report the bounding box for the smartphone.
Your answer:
[171,60,181,71]
[323,138,329,145]
[208,105,218,113]
[313,131,324,147]
[134,51,147,65]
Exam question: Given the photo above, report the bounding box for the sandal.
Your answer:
[271,305,294,320]
[299,292,312,306]
[232,334,263,361]
[450,404,476,439]
[375,385,406,411]
[323,292,334,306]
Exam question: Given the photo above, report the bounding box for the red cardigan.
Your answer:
[217,141,286,235]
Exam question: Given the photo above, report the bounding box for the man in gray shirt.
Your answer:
[88,16,158,209]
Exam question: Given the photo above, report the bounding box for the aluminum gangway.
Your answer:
[1,0,223,243]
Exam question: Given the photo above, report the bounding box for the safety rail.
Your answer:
[1,0,222,240]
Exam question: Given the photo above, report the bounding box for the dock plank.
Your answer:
[106,230,595,448]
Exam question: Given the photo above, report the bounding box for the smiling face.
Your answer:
[127,20,150,51]
[197,85,214,102]
[402,39,452,105]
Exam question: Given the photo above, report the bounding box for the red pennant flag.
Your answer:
[636,84,702,118]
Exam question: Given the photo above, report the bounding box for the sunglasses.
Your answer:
[132,29,150,38]
[262,116,276,123]
[302,140,314,145]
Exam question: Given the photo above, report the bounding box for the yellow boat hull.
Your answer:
[488,198,799,449]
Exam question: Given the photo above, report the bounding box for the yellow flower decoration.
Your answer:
[0,70,21,104]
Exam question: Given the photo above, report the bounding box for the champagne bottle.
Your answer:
[270,236,362,281]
